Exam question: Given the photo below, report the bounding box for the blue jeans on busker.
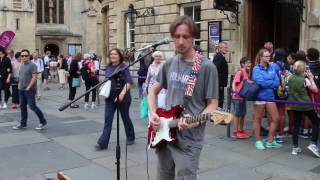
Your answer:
[98,98,135,147]
[19,89,46,126]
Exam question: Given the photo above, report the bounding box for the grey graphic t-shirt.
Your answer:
[19,61,37,90]
[157,54,219,148]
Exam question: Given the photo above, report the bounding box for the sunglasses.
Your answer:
[21,55,29,57]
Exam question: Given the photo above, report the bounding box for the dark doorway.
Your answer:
[44,44,59,57]
[248,0,300,62]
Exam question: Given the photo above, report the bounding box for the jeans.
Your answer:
[11,84,19,104]
[36,73,42,97]
[97,98,135,147]
[292,110,319,147]
[0,80,11,103]
[85,78,98,102]
[19,89,46,126]
[68,77,77,100]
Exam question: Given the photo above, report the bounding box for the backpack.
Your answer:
[276,69,292,99]
[309,62,320,86]
[81,62,90,81]
[237,70,261,101]
[275,62,292,99]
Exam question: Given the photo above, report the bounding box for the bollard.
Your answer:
[226,75,234,138]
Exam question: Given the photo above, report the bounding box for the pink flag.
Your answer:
[0,31,15,49]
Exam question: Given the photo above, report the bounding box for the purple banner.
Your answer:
[0,31,15,49]
[208,21,221,45]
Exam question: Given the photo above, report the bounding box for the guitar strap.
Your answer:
[183,51,203,107]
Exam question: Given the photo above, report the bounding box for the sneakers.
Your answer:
[126,140,135,145]
[94,144,108,151]
[292,147,302,155]
[255,140,266,150]
[91,103,96,109]
[2,102,7,109]
[12,124,27,130]
[234,131,250,139]
[84,103,89,110]
[265,140,283,149]
[11,103,18,109]
[35,123,47,130]
[307,144,320,158]
[275,135,284,143]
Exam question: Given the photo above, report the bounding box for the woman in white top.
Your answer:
[144,51,166,108]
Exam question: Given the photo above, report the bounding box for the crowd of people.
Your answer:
[227,41,320,157]
[0,48,102,110]
[1,15,320,180]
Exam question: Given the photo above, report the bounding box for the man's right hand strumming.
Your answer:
[149,111,161,130]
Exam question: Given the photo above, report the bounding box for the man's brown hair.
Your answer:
[169,15,198,38]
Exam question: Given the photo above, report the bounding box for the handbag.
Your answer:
[99,64,122,98]
[71,78,81,87]
[140,96,149,119]
[239,80,260,101]
[99,80,111,98]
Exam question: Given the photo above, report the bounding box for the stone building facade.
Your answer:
[0,0,103,60]
[100,0,320,71]
[1,0,320,71]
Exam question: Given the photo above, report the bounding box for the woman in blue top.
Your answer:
[252,48,281,150]
[95,48,135,150]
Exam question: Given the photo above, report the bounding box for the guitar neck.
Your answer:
[169,113,211,128]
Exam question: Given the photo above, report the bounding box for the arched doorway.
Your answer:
[248,0,300,60]
[44,44,59,57]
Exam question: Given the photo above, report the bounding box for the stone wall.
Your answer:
[0,0,36,51]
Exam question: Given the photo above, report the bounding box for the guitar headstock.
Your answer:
[210,108,233,125]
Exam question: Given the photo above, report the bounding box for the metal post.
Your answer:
[226,75,234,138]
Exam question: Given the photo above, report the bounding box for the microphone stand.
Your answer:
[59,47,156,180]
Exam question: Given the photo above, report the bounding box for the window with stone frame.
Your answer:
[36,0,64,24]
[13,0,22,9]
[126,21,135,48]
[181,4,201,46]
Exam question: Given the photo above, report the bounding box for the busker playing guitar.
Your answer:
[148,16,219,180]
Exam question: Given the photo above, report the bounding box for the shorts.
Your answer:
[255,101,266,105]
[43,68,50,79]
[232,99,247,117]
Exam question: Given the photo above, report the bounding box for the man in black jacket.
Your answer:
[213,42,229,108]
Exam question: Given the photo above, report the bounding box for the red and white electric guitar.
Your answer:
[147,105,233,148]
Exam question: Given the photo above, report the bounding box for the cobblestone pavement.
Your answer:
[0,82,320,180]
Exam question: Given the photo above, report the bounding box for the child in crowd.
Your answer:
[231,57,251,139]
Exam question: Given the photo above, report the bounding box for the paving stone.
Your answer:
[119,162,157,180]
[201,146,263,168]
[198,157,227,173]
[10,174,46,180]
[269,151,320,172]
[93,155,138,170]
[53,132,114,159]
[230,141,290,161]
[0,142,89,179]
[38,120,102,138]
[43,164,116,180]
[199,164,270,180]
[255,162,318,180]
[0,131,50,148]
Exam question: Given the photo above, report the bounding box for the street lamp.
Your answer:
[214,0,241,25]
[125,4,155,25]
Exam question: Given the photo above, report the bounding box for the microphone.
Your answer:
[136,38,170,51]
